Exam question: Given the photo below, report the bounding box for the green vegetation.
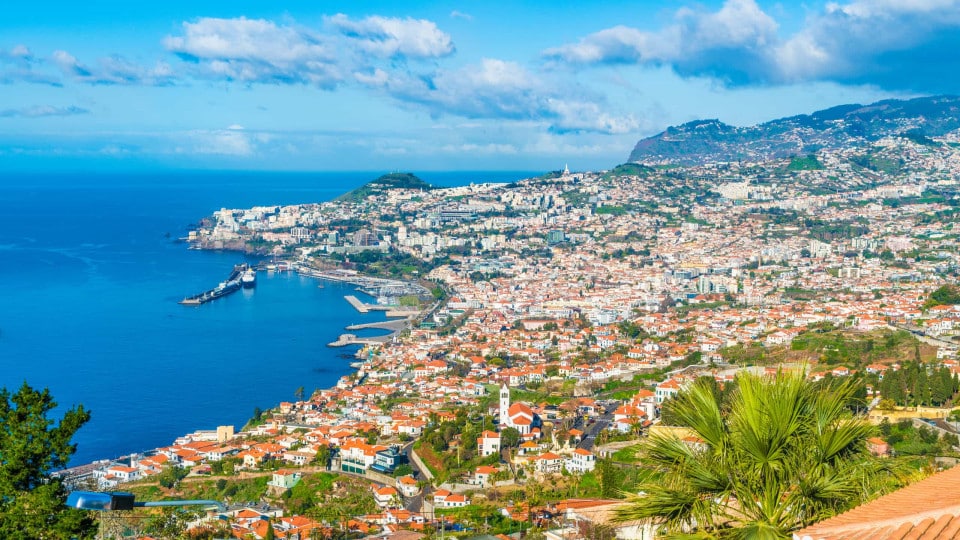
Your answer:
[615,370,906,537]
[286,473,376,525]
[416,408,501,482]
[283,472,336,514]
[609,444,644,464]
[901,129,940,147]
[851,152,905,174]
[880,418,959,457]
[718,342,768,364]
[0,383,95,539]
[803,218,870,241]
[595,205,628,216]
[878,361,958,407]
[602,162,654,179]
[660,376,738,427]
[560,189,591,207]
[676,300,730,315]
[790,326,922,366]
[924,284,960,309]
[335,172,432,203]
[787,154,824,171]
[326,250,438,280]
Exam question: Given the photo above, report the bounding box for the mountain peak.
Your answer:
[629,95,960,165]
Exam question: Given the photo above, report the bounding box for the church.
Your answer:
[498,383,542,436]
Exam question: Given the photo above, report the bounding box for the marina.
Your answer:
[327,333,395,347]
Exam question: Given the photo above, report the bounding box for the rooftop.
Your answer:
[794,466,960,540]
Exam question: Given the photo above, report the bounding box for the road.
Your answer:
[577,408,615,451]
[402,442,430,512]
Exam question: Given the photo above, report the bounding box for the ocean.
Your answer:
[0,170,536,465]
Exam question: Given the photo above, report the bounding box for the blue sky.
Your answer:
[1,0,957,171]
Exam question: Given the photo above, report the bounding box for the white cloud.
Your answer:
[439,143,518,154]
[386,59,546,119]
[327,14,454,59]
[545,0,960,91]
[188,127,256,156]
[374,58,638,135]
[164,17,341,87]
[546,99,640,135]
[544,0,777,84]
[450,10,473,21]
[353,68,389,87]
[52,49,176,86]
[0,105,89,118]
[770,0,960,90]
[0,46,61,85]
[9,45,32,59]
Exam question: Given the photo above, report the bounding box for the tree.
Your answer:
[500,427,521,449]
[0,382,95,539]
[615,370,904,538]
[157,464,189,489]
[295,386,305,401]
[312,444,332,469]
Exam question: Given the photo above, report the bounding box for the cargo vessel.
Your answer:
[179,263,249,305]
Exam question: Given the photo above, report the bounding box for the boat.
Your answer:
[241,268,256,288]
[179,263,246,305]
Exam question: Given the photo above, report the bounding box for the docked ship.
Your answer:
[179,263,249,305]
[241,267,256,288]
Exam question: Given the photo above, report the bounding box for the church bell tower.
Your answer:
[499,383,510,426]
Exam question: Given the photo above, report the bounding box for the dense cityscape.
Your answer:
[37,127,960,539]
[9,1,960,537]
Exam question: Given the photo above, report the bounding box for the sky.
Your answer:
[1,0,958,172]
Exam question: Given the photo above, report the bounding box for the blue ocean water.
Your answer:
[0,170,536,465]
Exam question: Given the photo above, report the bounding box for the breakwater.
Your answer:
[179,263,249,305]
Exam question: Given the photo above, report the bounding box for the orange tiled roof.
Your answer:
[794,466,960,540]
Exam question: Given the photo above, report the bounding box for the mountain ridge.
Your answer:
[628,95,960,165]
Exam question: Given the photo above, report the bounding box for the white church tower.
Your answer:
[499,383,510,426]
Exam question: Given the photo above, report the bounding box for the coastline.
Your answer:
[57,261,432,477]
[3,171,526,470]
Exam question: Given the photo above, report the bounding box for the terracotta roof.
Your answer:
[794,466,960,540]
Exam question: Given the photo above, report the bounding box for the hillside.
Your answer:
[629,95,960,165]
[335,172,432,203]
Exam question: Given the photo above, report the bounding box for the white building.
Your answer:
[565,448,597,474]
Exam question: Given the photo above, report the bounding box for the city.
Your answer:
[52,130,960,538]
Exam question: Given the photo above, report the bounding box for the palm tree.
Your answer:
[615,369,904,539]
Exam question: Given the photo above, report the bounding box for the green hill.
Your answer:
[336,172,433,203]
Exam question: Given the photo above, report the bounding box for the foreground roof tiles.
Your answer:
[794,466,960,540]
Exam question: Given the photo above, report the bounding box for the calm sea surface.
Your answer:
[0,170,536,465]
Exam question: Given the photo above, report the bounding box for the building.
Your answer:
[655,378,683,403]
[371,447,408,474]
[373,485,400,508]
[499,383,542,435]
[565,448,597,474]
[268,470,302,490]
[433,489,470,508]
[532,452,563,474]
[545,499,656,540]
[794,464,960,539]
[474,465,499,486]
[477,430,501,457]
[396,475,420,497]
[866,437,891,457]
